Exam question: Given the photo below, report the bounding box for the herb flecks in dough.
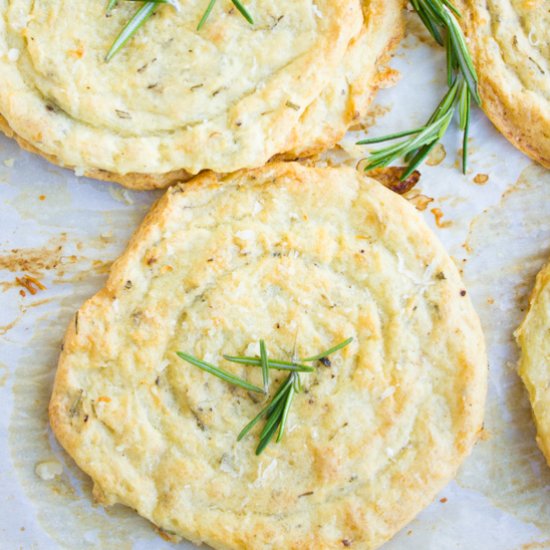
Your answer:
[106,0,254,61]
[178,337,353,455]
[358,0,481,178]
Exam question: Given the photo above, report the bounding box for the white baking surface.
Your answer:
[1,13,549,550]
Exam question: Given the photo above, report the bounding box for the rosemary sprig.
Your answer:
[236,338,352,454]
[358,0,481,178]
[276,374,296,442]
[177,337,353,455]
[106,0,254,61]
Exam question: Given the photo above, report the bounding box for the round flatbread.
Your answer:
[49,163,487,549]
[0,1,402,189]
[516,261,550,465]
[456,0,550,168]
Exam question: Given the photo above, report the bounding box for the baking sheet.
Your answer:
[1,13,549,549]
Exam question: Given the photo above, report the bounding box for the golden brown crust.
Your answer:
[50,162,487,549]
[0,1,403,190]
[0,113,193,189]
[456,0,550,168]
[516,261,550,465]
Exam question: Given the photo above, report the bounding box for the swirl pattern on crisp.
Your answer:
[49,163,487,549]
[457,0,550,167]
[0,1,402,188]
[516,261,550,466]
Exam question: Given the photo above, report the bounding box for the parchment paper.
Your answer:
[1,13,549,550]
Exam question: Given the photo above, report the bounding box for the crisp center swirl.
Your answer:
[15,1,319,133]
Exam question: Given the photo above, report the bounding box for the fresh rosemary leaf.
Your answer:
[126,0,179,7]
[361,78,466,176]
[276,375,296,442]
[237,376,292,441]
[366,132,430,169]
[107,0,253,60]
[255,413,281,455]
[358,0,481,178]
[106,1,158,62]
[197,0,254,30]
[293,372,302,392]
[237,374,294,441]
[237,409,267,442]
[445,29,455,86]
[265,371,295,406]
[260,339,269,394]
[230,0,254,24]
[259,397,286,440]
[443,8,480,103]
[106,0,119,13]
[196,0,217,30]
[404,141,439,179]
[441,0,461,18]
[176,352,263,393]
[181,335,354,455]
[302,337,353,362]
[223,355,315,372]
[238,337,352,453]
[411,0,443,45]
[357,128,424,146]
[237,407,270,442]
[459,81,471,172]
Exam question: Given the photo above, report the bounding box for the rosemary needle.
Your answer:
[259,397,287,440]
[198,0,254,30]
[228,0,254,24]
[105,1,158,62]
[302,337,354,362]
[106,0,119,13]
[458,80,471,172]
[276,376,295,442]
[254,372,296,455]
[259,339,269,394]
[358,0,481,178]
[237,374,294,441]
[255,409,282,455]
[196,0,217,30]
[358,128,426,145]
[223,355,315,372]
[176,351,263,393]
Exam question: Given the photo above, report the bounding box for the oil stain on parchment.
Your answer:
[458,164,550,533]
[0,234,109,336]
[8,305,172,549]
[0,362,7,387]
[0,237,66,275]
[3,168,166,547]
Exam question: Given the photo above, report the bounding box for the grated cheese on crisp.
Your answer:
[7,48,20,62]
[312,3,323,18]
[35,460,63,480]
[381,386,396,400]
